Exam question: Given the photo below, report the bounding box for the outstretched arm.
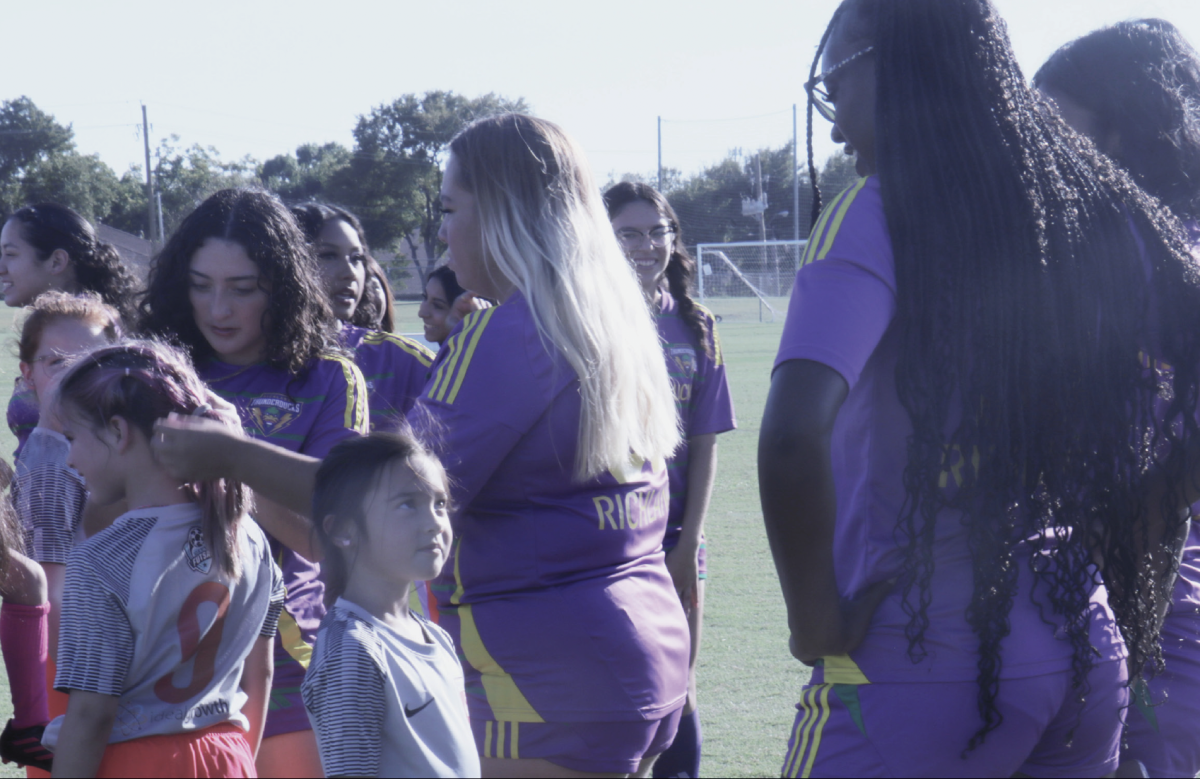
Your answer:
[758,359,890,663]
[152,414,320,517]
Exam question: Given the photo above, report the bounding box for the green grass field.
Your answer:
[0,297,802,778]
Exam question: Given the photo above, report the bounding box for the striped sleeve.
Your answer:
[775,176,897,387]
[261,559,286,638]
[55,561,134,696]
[14,453,86,564]
[55,517,156,696]
[302,614,387,777]
[364,331,434,367]
[300,355,369,459]
[426,306,498,406]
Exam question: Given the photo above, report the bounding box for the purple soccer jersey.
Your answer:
[198,353,367,737]
[410,292,689,725]
[774,176,1125,684]
[655,291,736,534]
[7,379,38,458]
[340,323,433,433]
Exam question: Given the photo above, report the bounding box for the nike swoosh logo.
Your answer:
[404,699,434,717]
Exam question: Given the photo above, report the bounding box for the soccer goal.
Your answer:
[695,240,806,322]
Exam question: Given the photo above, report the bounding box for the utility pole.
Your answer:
[142,105,156,243]
[793,104,800,241]
[657,116,663,191]
[755,154,767,244]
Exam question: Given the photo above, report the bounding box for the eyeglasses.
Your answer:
[615,227,674,248]
[805,45,874,122]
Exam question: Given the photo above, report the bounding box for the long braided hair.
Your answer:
[602,182,711,357]
[808,0,1200,747]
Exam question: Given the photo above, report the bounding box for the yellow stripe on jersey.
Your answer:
[823,654,870,685]
[483,721,493,758]
[784,684,833,778]
[429,307,492,401]
[451,536,544,723]
[458,604,545,723]
[439,306,497,405]
[321,354,368,433]
[277,610,313,669]
[511,722,520,759]
[363,331,434,366]
[801,177,869,268]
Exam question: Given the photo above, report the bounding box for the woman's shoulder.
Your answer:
[352,328,435,368]
[801,176,894,283]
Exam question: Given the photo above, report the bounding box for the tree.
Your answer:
[338,91,530,284]
[0,97,78,215]
[19,153,122,224]
[259,142,352,204]
[152,136,258,234]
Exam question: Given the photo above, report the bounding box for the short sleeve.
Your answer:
[775,177,897,388]
[411,305,548,508]
[261,559,286,638]
[300,356,369,459]
[55,560,133,696]
[302,620,386,777]
[687,310,737,438]
[14,446,86,565]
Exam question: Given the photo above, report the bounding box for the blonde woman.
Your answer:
[148,114,688,779]
[417,113,687,778]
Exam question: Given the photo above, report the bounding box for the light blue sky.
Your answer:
[7,1,1199,182]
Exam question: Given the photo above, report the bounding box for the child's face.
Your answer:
[61,408,124,506]
[355,456,453,587]
[20,318,112,406]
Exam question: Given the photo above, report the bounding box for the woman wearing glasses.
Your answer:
[604,182,736,779]
[1036,20,1200,778]
[760,0,1200,775]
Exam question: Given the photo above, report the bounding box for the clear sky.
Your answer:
[7,0,1200,184]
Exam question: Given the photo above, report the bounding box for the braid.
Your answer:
[663,248,711,358]
[807,6,848,230]
[826,0,1200,748]
[74,240,140,327]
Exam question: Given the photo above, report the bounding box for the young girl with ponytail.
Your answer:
[0,204,140,457]
[604,182,736,779]
[302,432,477,778]
[44,340,284,778]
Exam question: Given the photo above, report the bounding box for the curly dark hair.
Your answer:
[1035,19,1200,221]
[6,203,141,325]
[602,182,711,357]
[290,202,395,332]
[808,0,1200,749]
[138,188,339,374]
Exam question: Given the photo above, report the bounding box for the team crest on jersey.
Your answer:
[669,345,697,378]
[249,394,302,436]
[184,526,212,574]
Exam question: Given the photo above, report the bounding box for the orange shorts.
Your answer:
[95,723,255,778]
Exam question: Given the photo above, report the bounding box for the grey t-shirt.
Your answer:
[303,598,480,778]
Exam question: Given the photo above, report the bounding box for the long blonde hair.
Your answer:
[449,114,680,478]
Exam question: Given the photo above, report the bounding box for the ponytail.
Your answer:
[6,204,140,326]
[54,340,249,579]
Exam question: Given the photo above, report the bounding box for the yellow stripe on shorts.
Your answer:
[784,683,833,778]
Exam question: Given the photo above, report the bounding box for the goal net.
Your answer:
[695,241,806,322]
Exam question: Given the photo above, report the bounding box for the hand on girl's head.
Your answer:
[150,412,244,484]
